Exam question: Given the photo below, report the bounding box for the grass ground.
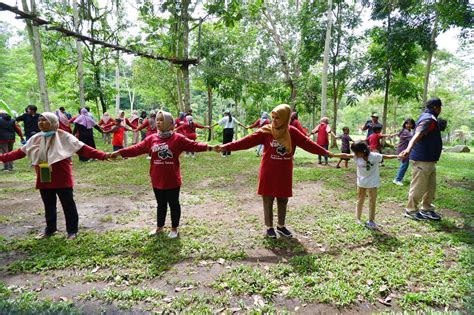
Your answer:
[0,136,473,314]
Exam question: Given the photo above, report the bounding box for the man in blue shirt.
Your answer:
[362,113,383,137]
[400,98,443,221]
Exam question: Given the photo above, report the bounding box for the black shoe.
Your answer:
[266,228,277,239]
[276,226,293,238]
[404,211,427,221]
[420,210,441,221]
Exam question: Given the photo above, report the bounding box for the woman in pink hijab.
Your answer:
[72,108,103,161]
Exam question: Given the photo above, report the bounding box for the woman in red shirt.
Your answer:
[246,112,270,157]
[0,112,108,240]
[215,104,333,239]
[136,110,158,139]
[55,109,72,133]
[128,110,140,145]
[309,117,336,165]
[98,112,114,144]
[290,111,305,134]
[175,115,210,158]
[111,111,214,239]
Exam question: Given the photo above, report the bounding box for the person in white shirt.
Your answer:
[334,141,398,229]
[210,110,246,157]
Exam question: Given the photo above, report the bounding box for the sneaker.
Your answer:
[276,226,293,238]
[420,210,441,221]
[168,231,179,239]
[365,221,378,229]
[35,231,55,240]
[149,227,164,236]
[404,211,427,220]
[392,179,404,186]
[266,228,277,239]
[356,220,363,225]
[66,233,77,240]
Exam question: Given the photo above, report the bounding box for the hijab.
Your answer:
[178,112,186,121]
[260,104,292,154]
[225,110,233,123]
[185,115,194,126]
[118,110,127,127]
[260,112,269,127]
[74,108,96,129]
[158,111,175,139]
[21,112,84,167]
[55,109,70,127]
[290,111,298,124]
[149,110,157,130]
[102,112,111,124]
[130,110,139,122]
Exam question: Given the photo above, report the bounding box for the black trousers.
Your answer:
[39,188,78,234]
[222,128,234,156]
[153,187,181,228]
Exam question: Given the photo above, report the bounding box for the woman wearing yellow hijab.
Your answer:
[216,104,334,238]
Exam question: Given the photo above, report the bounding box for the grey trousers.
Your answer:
[0,142,14,170]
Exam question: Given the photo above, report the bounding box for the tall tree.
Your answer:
[72,0,86,108]
[320,0,333,118]
[21,0,50,111]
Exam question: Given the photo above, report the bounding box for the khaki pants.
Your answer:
[132,131,140,145]
[262,196,288,228]
[357,187,377,221]
[406,161,436,213]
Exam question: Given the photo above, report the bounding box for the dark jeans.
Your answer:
[0,142,14,170]
[113,145,123,151]
[39,188,78,234]
[153,187,181,228]
[222,128,234,156]
[318,145,329,163]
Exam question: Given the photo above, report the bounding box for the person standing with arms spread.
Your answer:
[0,110,25,171]
[16,105,41,140]
[362,113,383,137]
[210,110,246,157]
[400,98,444,221]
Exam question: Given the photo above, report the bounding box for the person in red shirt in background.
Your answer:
[55,109,72,133]
[0,112,108,240]
[0,110,24,171]
[214,104,334,239]
[246,112,270,157]
[98,112,114,144]
[308,117,336,165]
[128,110,140,145]
[175,112,186,135]
[290,111,305,134]
[110,111,214,239]
[136,110,158,139]
[367,126,395,166]
[175,115,210,158]
[109,118,134,152]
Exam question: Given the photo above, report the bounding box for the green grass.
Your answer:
[0,137,472,313]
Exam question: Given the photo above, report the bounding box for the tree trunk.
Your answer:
[320,0,333,119]
[94,67,106,114]
[422,19,438,105]
[115,52,120,113]
[207,85,213,141]
[176,69,184,112]
[382,65,391,142]
[22,0,50,111]
[181,0,191,111]
[72,0,85,108]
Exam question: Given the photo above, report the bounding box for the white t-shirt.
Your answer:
[354,152,383,188]
[218,116,240,129]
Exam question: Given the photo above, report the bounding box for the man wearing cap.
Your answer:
[362,113,383,137]
[400,98,443,221]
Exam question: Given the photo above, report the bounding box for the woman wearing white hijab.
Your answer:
[0,112,109,240]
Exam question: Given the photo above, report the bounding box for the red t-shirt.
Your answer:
[119,133,208,189]
[0,145,106,189]
[137,119,157,138]
[112,126,125,147]
[98,119,114,132]
[249,119,270,129]
[367,133,383,151]
[316,123,329,146]
[175,122,205,141]
[290,119,305,134]
[223,126,328,198]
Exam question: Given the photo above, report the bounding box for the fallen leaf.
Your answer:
[377,297,391,306]
[162,297,173,303]
[214,307,226,313]
[91,266,100,273]
[367,280,374,286]
[294,306,300,311]
[217,258,226,265]
[59,297,69,302]
[379,285,388,293]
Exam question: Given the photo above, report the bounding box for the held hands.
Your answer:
[399,149,410,160]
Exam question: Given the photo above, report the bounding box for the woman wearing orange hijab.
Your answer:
[216,104,334,238]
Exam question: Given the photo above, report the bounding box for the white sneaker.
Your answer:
[392,179,403,186]
[168,231,179,239]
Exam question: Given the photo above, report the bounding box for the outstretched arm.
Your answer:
[180,137,210,153]
[333,153,353,159]
[136,119,149,132]
[77,145,107,160]
[382,154,399,160]
[0,148,27,163]
[113,139,149,159]
[220,131,264,152]
[293,129,331,156]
